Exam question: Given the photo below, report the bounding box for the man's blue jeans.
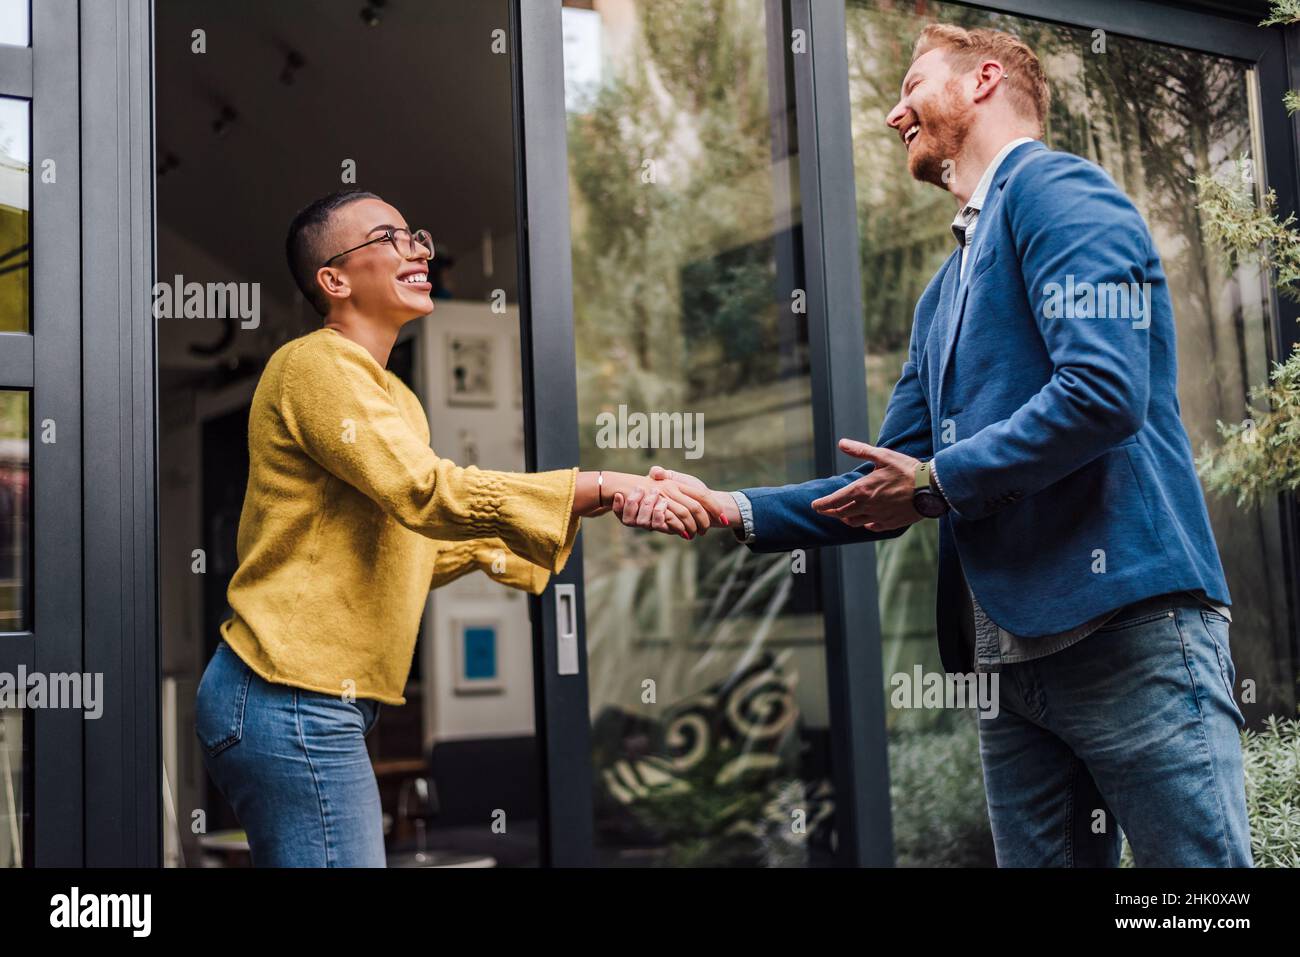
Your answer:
[195,640,387,867]
[977,601,1253,867]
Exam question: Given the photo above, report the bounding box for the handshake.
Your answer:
[584,438,927,539]
[607,465,739,540]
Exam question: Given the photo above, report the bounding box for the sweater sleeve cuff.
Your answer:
[465,539,554,595]
[549,468,581,575]
[527,563,552,595]
[527,471,582,590]
[473,466,581,571]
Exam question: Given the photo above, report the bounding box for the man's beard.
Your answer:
[909,82,974,190]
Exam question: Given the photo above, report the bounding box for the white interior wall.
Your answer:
[414,301,535,750]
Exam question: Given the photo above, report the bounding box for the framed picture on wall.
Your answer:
[446,332,495,407]
[452,619,504,694]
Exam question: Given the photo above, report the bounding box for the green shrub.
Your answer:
[1241,716,1300,867]
[889,710,996,867]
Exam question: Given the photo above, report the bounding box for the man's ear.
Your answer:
[972,59,1006,103]
[316,265,351,304]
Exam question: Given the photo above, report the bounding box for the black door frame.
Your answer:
[512,0,597,867]
[789,0,895,866]
[82,0,159,866]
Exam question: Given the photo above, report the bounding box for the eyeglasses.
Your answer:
[323,226,434,267]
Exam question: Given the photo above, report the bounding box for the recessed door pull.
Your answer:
[555,583,579,675]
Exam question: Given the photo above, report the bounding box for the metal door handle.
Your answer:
[554,583,579,675]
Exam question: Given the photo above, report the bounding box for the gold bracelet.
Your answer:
[597,470,605,508]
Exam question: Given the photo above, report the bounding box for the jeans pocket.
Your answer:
[362,701,382,737]
[1199,611,1244,727]
[1095,608,1173,634]
[194,642,253,758]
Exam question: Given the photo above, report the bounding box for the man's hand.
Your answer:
[810,438,922,532]
[611,466,739,535]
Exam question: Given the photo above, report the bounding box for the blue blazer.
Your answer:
[740,141,1229,669]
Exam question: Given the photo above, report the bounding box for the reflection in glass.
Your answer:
[0,708,23,867]
[846,0,1288,865]
[0,97,29,333]
[565,0,834,866]
[0,391,26,630]
[0,0,27,48]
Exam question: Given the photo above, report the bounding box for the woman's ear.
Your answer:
[316,265,351,303]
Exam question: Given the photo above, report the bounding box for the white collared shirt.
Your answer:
[952,136,1038,278]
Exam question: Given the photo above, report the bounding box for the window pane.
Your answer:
[0,97,29,333]
[0,391,27,630]
[565,0,836,866]
[0,0,27,47]
[846,0,1290,866]
[0,708,24,867]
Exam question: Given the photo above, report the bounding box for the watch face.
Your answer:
[913,489,948,518]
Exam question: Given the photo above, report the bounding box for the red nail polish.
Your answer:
[721,514,730,526]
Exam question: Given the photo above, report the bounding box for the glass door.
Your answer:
[842,0,1298,866]
[562,0,841,868]
[505,0,1300,870]
[512,0,892,867]
[0,0,83,867]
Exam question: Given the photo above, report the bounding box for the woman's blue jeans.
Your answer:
[195,640,387,867]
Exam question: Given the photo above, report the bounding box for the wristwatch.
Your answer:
[913,461,950,518]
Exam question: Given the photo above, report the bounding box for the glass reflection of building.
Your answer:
[848,0,1290,865]
[561,0,1294,867]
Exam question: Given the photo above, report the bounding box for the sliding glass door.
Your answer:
[517,0,893,867]
[843,0,1298,865]
[520,0,1299,868]
[563,0,838,868]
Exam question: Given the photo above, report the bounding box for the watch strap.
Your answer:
[914,460,932,491]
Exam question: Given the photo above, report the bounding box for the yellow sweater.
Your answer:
[219,327,580,705]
